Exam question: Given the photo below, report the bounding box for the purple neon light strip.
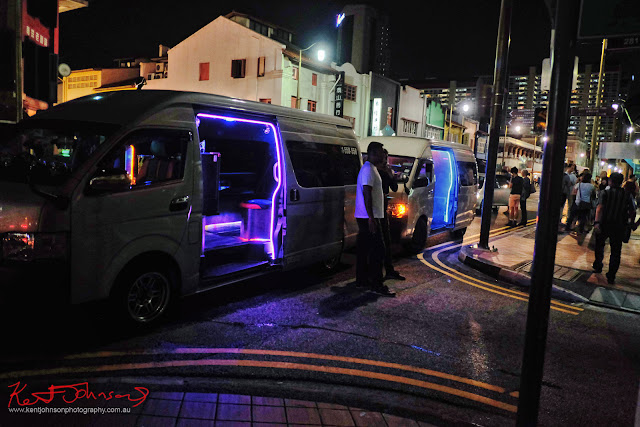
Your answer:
[196,113,283,260]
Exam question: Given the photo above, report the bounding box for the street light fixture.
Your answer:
[296,42,325,110]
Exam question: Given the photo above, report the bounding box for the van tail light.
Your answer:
[389,203,407,219]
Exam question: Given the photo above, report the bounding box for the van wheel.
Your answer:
[408,217,428,254]
[112,263,174,325]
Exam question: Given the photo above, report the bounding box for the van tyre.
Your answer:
[112,262,174,326]
[408,217,428,254]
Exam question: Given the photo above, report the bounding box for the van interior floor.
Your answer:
[201,223,269,279]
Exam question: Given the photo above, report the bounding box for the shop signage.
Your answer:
[334,71,345,117]
[23,14,50,47]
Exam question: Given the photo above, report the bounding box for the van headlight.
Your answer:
[388,203,407,219]
[2,232,68,262]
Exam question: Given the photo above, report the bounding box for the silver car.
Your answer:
[476,173,511,214]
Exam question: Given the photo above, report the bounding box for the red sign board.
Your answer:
[23,13,50,47]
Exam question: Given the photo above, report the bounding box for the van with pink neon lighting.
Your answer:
[0,90,360,325]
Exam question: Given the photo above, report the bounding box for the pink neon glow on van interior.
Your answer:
[196,113,283,260]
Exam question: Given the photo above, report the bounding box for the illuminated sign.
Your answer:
[334,71,345,117]
[336,13,345,27]
[371,98,382,136]
[23,14,50,47]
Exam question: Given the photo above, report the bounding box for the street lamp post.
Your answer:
[296,43,325,110]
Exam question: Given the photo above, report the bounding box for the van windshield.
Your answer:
[0,120,117,186]
[387,155,415,182]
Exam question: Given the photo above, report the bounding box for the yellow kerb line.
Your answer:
[431,227,583,312]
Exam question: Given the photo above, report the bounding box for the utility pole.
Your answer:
[587,38,607,172]
[516,0,581,424]
[479,0,513,249]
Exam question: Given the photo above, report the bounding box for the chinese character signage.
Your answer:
[334,71,345,117]
[371,98,382,136]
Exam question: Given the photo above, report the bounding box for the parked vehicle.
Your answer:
[358,137,477,252]
[476,173,511,214]
[0,90,361,324]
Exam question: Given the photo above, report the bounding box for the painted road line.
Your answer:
[418,255,580,316]
[63,348,507,394]
[430,230,583,313]
[0,358,518,413]
[419,219,582,315]
[425,223,515,252]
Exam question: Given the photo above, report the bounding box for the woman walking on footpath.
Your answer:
[565,173,595,234]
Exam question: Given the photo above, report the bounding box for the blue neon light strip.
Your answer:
[443,150,454,224]
[196,113,283,260]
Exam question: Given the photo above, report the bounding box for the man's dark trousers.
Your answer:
[593,226,625,279]
[356,218,385,287]
[520,196,527,224]
[380,213,396,275]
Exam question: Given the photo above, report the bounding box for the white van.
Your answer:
[0,91,361,324]
[358,137,478,252]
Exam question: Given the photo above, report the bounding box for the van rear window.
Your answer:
[286,140,360,188]
[457,161,478,186]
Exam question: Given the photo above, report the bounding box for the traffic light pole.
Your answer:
[479,0,513,249]
[516,0,581,424]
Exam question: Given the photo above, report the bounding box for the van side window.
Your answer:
[286,141,359,188]
[457,161,477,186]
[413,160,433,188]
[97,129,190,188]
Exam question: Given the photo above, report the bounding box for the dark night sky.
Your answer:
[59,0,636,91]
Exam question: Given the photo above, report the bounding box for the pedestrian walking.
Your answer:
[508,167,523,227]
[519,170,532,226]
[568,164,578,214]
[377,149,405,281]
[565,173,595,234]
[598,171,609,192]
[560,164,573,223]
[592,172,636,284]
[354,141,395,297]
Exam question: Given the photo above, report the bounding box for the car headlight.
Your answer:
[2,232,67,262]
[388,203,407,219]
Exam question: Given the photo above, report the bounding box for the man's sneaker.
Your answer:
[606,274,615,285]
[385,271,406,281]
[592,268,602,274]
[370,285,396,297]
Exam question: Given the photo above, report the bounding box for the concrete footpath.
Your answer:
[459,222,640,313]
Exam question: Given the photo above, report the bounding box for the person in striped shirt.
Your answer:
[592,172,637,284]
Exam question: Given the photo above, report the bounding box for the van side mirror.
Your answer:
[89,169,131,193]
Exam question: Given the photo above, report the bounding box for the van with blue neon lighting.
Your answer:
[358,137,478,252]
[0,90,360,325]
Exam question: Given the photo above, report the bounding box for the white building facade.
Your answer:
[145,16,335,115]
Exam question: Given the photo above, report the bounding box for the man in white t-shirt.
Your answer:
[355,141,395,297]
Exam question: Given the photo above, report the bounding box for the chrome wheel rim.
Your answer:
[126,272,170,323]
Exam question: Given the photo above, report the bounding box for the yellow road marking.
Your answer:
[418,221,582,315]
[0,358,517,413]
[430,227,583,313]
[65,348,505,394]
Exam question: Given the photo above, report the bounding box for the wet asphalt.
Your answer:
[1,197,639,426]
